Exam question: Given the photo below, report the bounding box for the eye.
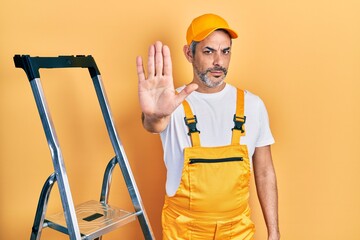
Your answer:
[223,49,231,55]
[203,49,213,55]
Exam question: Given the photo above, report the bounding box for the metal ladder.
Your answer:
[13,55,154,240]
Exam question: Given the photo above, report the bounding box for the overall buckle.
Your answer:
[184,116,200,136]
[232,114,246,133]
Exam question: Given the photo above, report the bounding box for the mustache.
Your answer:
[205,67,228,75]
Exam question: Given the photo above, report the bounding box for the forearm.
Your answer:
[141,112,170,133]
[253,146,280,239]
[255,165,280,239]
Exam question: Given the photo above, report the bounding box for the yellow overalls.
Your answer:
[162,89,255,239]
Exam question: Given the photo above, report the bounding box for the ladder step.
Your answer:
[45,200,138,239]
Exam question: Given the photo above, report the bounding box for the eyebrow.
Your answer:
[204,46,231,51]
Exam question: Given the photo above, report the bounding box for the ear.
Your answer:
[183,45,193,63]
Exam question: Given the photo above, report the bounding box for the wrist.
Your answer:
[141,112,170,133]
[268,231,280,240]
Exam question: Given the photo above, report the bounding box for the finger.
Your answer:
[147,44,155,77]
[154,41,164,76]
[175,83,198,105]
[136,56,146,82]
[163,45,172,77]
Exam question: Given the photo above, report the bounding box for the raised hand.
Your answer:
[136,41,198,132]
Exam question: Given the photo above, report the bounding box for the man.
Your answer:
[136,13,280,240]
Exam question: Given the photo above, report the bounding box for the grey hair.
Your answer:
[189,41,199,56]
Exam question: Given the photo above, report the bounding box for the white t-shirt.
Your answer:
[160,84,275,196]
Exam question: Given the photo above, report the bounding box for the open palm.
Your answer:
[137,41,197,121]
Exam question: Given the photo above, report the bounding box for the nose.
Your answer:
[213,52,223,66]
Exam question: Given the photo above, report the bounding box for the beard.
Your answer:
[195,66,228,88]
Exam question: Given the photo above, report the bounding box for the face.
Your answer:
[186,30,232,90]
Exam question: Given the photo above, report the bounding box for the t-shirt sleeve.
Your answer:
[256,97,275,147]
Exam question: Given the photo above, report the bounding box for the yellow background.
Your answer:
[1,0,359,239]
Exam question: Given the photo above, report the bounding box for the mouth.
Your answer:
[211,71,223,77]
[208,68,226,78]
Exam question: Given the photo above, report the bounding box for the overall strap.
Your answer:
[231,89,246,144]
[182,100,201,147]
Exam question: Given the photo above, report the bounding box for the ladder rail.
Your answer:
[92,75,154,238]
[31,173,57,240]
[30,77,82,240]
[100,157,117,203]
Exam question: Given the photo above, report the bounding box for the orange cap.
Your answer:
[186,13,238,45]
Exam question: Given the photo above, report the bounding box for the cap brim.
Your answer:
[191,27,238,44]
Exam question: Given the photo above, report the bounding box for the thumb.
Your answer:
[175,83,198,104]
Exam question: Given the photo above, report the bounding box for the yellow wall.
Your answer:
[1,0,359,239]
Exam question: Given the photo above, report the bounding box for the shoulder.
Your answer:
[244,90,266,109]
[244,89,260,101]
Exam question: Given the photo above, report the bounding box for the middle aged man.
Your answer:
[136,13,280,240]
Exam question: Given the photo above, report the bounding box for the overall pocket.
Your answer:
[184,145,251,212]
[188,156,248,212]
